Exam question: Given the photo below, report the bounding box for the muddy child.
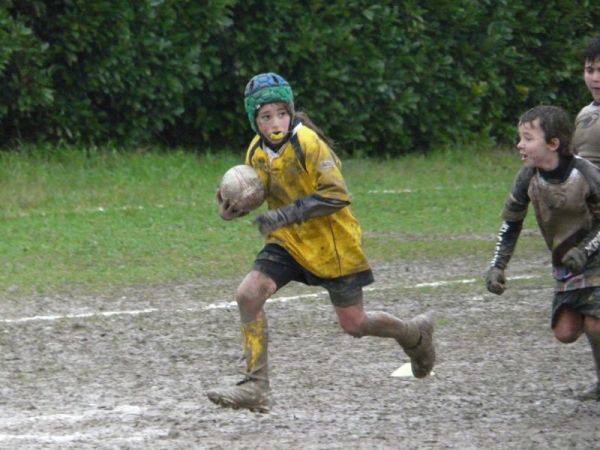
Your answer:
[572,36,600,165]
[486,105,600,401]
[207,72,436,412]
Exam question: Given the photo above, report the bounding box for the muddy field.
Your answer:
[1,249,599,449]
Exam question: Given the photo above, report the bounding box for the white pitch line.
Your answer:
[0,274,540,325]
[0,405,168,443]
[414,278,478,288]
[4,203,170,220]
[506,274,539,280]
[0,429,167,444]
[412,275,536,288]
[0,308,158,324]
[0,404,145,426]
[367,184,498,194]
[368,189,416,194]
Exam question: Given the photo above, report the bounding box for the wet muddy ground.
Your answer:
[1,249,599,449]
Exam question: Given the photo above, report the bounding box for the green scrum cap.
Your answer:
[244,72,294,133]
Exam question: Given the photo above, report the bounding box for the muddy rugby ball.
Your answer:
[219,164,265,213]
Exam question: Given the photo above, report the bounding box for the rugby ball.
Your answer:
[219,164,265,213]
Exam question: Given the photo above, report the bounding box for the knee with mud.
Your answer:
[342,325,365,338]
[338,314,367,338]
[553,328,581,344]
[236,289,267,322]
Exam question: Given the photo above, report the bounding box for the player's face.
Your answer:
[516,119,558,171]
[584,57,600,103]
[256,103,291,145]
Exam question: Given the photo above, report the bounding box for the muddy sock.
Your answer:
[241,313,269,383]
[586,333,600,383]
[360,311,420,347]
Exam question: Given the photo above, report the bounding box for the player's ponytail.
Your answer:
[295,111,337,151]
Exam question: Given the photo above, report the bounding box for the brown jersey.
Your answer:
[572,102,600,166]
[501,156,600,291]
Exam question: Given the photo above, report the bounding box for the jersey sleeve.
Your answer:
[289,129,351,220]
[490,220,523,269]
[489,168,533,269]
[302,131,351,203]
[501,167,534,222]
[581,161,600,219]
[576,159,600,256]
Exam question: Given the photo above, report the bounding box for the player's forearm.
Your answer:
[253,194,349,236]
[297,194,349,221]
[579,220,600,257]
[490,220,523,269]
[273,194,349,224]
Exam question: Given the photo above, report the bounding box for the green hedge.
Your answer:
[1,0,599,155]
[0,0,233,145]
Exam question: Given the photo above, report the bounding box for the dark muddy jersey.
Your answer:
[498,156,600,291]
[572,102,600,166]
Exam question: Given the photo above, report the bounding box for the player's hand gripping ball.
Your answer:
[217,165,265,221]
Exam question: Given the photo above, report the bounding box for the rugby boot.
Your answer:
[401,312,435,378]
[207,376,270,413]
[577,381,600,401]
[207,314,271,412]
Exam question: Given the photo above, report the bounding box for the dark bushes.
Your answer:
[1,0,598,155]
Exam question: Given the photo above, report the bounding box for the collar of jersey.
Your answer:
[262,122,304,159]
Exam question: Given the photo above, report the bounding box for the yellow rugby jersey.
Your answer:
[245,124,370,279]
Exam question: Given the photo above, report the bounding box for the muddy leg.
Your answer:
[206,271,276,412]
[333,289,435,378]
[207,313,271,412]
[578,315,600,401]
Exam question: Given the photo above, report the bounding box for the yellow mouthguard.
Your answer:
[269,132,285,140]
